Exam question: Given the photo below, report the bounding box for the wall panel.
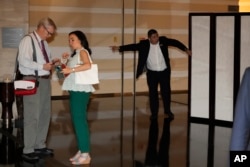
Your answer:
[26,0,238,96]
[29,0,192,96]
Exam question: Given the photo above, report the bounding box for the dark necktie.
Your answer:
[41,40,49,63]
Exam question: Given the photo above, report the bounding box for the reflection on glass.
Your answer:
[144,118,172,167]
[21,158,45,167]
[0,126,16,164]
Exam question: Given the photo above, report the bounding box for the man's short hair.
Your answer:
[147,29,158,38]
[37,17,57,30]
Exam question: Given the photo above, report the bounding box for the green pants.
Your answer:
[69,91,91,152]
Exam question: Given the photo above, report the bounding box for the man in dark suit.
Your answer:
[111,29,191,120]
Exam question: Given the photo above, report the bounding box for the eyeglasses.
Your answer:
[43,25,54,36]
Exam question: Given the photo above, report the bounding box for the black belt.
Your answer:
[23,75,50,79]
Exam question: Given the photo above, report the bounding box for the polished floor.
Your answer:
[0,93,232,167]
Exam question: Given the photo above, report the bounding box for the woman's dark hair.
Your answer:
[147,29,158,38]
[69,30,92,57]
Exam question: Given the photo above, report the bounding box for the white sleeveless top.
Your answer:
[62,48,95,92]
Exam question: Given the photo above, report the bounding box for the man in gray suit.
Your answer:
[18,17,59,162]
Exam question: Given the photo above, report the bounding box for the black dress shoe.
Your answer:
[22,152,39,163]
[165,112,174,120]
[34,148,54,157]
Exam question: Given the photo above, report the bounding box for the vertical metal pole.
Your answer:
[207,14,216,167]
[120,0,125,167]
[132,0,137,166]
[187,14,192,167]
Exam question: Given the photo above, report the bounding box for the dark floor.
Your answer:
[0,93,232,167]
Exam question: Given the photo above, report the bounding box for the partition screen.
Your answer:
[189,13,250,122]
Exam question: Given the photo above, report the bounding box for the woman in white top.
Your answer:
[61,30,94,165]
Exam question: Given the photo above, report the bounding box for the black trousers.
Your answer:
[146,68,171,118]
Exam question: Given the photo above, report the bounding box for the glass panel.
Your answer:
[189,123,208,167]
[240,16,250,81]
[215,16,235,121]
[190,16,210,118]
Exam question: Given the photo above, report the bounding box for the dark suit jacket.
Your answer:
[119,36,188,79]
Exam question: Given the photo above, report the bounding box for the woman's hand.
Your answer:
[62,66,73,75]
[61,52,70,64]
[62,52,70,59]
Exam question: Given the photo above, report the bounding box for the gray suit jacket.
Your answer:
[230,67,250,150]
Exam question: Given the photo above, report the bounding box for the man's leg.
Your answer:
[147,70,160,119]
[159,69,173,119]
[35,78,51,149]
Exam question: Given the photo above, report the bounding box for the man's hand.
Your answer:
[52,58,60,65]
[43,62,53,71]
[186,49,192,56]
[110,46,120,52]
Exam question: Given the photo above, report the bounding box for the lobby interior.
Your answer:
[1,1,249,167]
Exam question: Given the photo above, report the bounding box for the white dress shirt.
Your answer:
[147,42,167,71]
[18,31,51,76]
